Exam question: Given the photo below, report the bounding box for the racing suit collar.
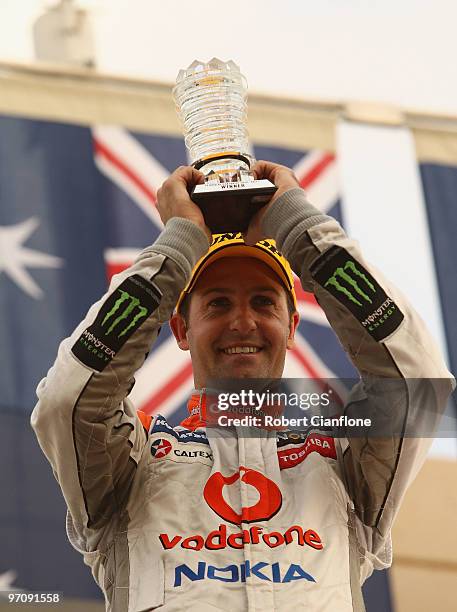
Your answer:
[180,389,209,431]
[180,388,285,432]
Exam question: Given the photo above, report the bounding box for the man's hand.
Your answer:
[157,166,211,241]
[244,160,301,245]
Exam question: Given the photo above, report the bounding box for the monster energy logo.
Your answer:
[102,290,149,337]
[325,261,375,307]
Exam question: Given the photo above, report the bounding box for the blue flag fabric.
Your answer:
[419,162,457,378]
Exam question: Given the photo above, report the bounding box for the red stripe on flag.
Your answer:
[141,361,194,415]
[290,346,345,406]
[290,345,322,379]
[299,153,335,189]
[294,278,320,306]
[106,261,133,282]
[93,137,158,207]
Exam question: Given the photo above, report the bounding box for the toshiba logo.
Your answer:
[277,434,336,469]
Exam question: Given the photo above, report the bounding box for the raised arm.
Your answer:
[31,167,210,542]
[248,160,455,572]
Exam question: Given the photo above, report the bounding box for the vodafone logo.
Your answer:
[151,438,172,459]
[203,467,282,525]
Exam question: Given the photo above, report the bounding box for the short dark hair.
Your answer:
[178,288,297,327]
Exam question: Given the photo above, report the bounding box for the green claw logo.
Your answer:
[325,261,375,307]
[102,290,148,337]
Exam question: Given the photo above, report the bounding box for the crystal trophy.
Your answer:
[173,58,277,233]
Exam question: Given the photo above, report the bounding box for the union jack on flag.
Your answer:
[92,125,356,424]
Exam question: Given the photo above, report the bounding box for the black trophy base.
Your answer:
[191,179,277,234]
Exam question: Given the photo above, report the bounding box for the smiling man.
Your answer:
[31,161,454,611]
[171,252,299,384]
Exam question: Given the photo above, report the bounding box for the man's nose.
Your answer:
[228,304,257,334]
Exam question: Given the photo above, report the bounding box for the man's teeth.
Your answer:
[223,347,260,354]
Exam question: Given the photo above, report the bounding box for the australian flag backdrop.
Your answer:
[0,113,456,611]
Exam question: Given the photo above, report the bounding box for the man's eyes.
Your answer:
[252,295,275,306]
[208,297,230,307]
[207,295,275,307]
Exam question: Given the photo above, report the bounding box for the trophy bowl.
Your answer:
[173,58,276,233]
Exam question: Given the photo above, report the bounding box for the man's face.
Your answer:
[170,257,299,388]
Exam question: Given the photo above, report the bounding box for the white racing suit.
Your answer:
[31,189,454,611]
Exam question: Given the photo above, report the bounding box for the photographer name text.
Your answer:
[217,414,372,428]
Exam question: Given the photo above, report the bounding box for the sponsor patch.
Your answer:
[173,561,316,586]
[72,274,161,371]
[277,434,337,469]
[310,246,404,341]
[150,439,213,464]
[204,467,282,525]
[151,415,210,446]
[173,448,213,461]
[160,523,323,552]
[276,428,332,448]
[151,438,173,459]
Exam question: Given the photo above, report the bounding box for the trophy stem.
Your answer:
[192,152,252,172]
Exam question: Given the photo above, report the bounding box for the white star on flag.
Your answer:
[0,217,63,299]
[0,569,25,598]
[0,569,17,589]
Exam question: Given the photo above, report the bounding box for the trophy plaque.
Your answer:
[173,58,277,233]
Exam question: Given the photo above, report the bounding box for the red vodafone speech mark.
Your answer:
[203,467,282,525]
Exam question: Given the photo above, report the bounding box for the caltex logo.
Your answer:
[151,438,172,459]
